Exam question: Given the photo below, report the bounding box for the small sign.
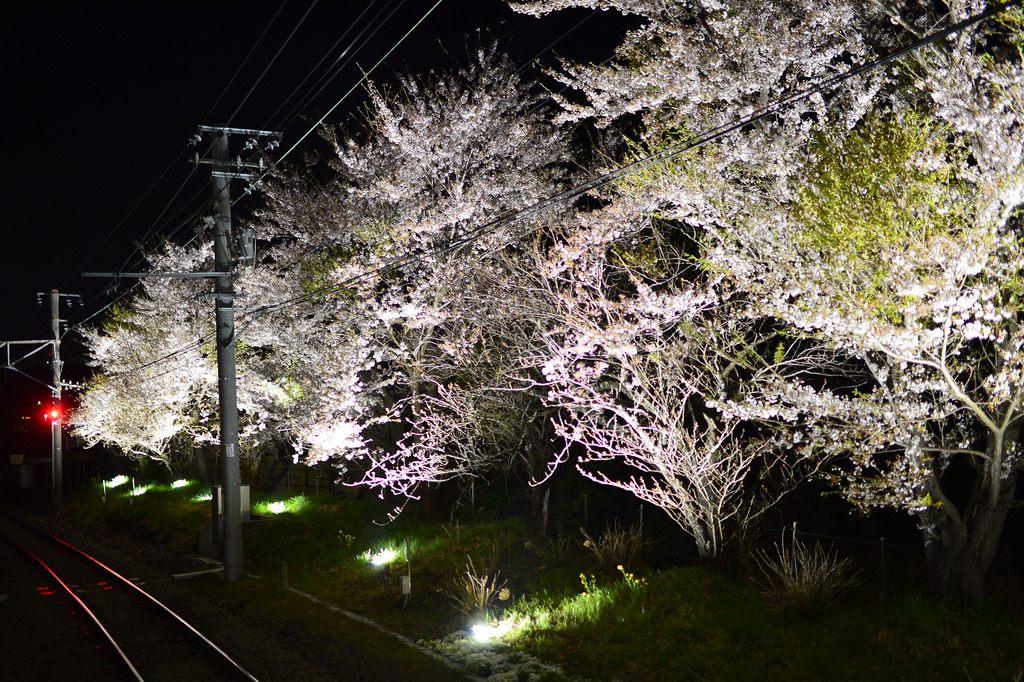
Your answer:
[226,444,236,458]
[9,454,24,465]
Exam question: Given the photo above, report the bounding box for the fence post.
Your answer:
[880,536,886,605]
[403,537,412,607]
[791,522,798,577]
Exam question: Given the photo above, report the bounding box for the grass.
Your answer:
[64,478,1024,681]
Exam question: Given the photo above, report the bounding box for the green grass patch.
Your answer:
[62,481,1024,681]
[68,476,211,549]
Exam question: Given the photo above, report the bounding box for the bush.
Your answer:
[580,519,646,570]
[442,556,510,618]
[754,529,861,613]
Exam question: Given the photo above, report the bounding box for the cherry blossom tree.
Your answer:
[71,0,1020,598]
[513,0,1022,597]
[248,45,575,506]
[716,102,1022,602]
[526,188,829,558]
[72,245,219,470]
[500,0,886,556]
[74,45,574,496]
[680,0,1022,595]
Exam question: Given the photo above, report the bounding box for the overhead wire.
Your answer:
[513,8,598,78]
[96,0,448,378]
[64,1,322,339]
[102,2,1017,381]
[111,0,302,268]
[260,0,398,134]
[70,0,411,327]
[60,0,291,306]
[72,0,557,336]
[223,0,320,129]
[268,0,445,169]
[235,2,1013,325]
[207,0,293,126]
[117,0,300,258]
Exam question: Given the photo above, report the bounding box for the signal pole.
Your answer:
[49,290,62,506]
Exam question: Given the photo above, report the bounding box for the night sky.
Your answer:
[1,1,630,388]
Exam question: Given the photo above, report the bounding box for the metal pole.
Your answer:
[50,290,63,506]
[211,131,243,583]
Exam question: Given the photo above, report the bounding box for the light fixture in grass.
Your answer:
[470,619,515,642]
[362,546,399,565]
[255,495,311,515]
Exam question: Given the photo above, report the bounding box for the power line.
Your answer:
[67,0,597,338]
[69,2,442,341]
[62,2,312,334]
[224,0,320,129]
[513,7,599,78]
[238,1,1016,322]
[260,0,400,133]
[204,0,292,126]
[269,0,445,168]
[100,2,1017,381]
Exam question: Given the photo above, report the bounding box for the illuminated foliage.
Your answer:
[72,0,1022,604]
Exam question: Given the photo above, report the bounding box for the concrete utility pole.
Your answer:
[194,125,280,583]
[49,290,63,506]
[210,130,244,583]
[86,128,278,582]
[2,337,65,505]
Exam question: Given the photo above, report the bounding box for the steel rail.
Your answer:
[0,514,260,682]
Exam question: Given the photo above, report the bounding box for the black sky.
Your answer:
[1,1,630,379]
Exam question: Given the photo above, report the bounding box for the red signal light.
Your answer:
[45,407,61,422]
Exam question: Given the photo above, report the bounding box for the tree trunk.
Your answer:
[263,453,292,494]
[524,420,556,534]
[525,484,550,535]
[920,469,1017,605]
[194,444,213,487]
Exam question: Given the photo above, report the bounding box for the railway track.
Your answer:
[0,513,259,682]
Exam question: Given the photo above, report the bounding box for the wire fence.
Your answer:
[762,522,927,603]
[567,492,928,603]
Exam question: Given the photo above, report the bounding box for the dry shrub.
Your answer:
[754,530,861,613]
[443,556,510,617]
[580,519,646,570]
